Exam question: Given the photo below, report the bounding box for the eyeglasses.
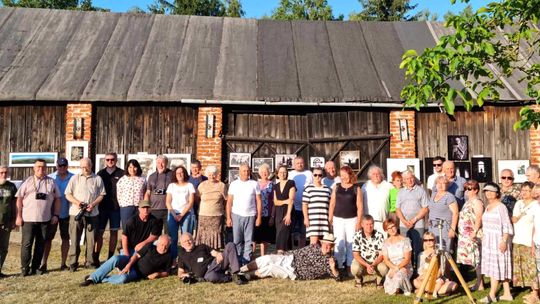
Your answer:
[433,163,443,167]
[313,174,323,177]
[105,158,116,162]
[423,239,435,242]
[386,225,397,230]
[501,176,514,181]
[466,187,475,191]
[58,165,67,167]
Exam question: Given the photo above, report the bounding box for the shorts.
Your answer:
[292,210,306,236]
[45,217,70,241]
[98,208,121,231]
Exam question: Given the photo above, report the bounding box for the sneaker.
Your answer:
[80,275,94,287]
[498,295,513,302]
[232,273,247,285]
[404,292,411,296]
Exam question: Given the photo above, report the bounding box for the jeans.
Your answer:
[168,211,195,260]
[119,206,138,231]
[69,215,99,268]
[90,255,139,284]
[20,222,48,273]
[400,226,424,270]
[232,213,255,264]
[0,226,11,273]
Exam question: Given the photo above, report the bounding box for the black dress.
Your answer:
[273,180,296,251]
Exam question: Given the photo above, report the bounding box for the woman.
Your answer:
[166,165,196,261]
[456,180,484,291]
[480,182,513,303]
[195,165,227,250]
[511,182,538,301]
[116,159,147,230]
[499,169,520,214]
[302,167,331,245]
[273,165,295,254]
[388,171,402,225]
[253,164,275,255]
[329,166,363,271]
[428,176,459,253]
[381,218,413,296]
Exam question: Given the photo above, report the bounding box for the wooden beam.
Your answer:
[223,134,391,145]
[356,138,390,177]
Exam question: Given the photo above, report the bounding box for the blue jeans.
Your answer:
[90,255,139,284]
[232,213,255,265]
[167,211,195,260]
[120,206,138,231]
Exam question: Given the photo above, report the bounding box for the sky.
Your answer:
[93,0,493,20]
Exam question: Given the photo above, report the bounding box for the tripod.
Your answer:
[413,219,476,304]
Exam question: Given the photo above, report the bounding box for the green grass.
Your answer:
[0,231,532,303]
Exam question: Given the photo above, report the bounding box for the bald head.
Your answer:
[443,161,455,179]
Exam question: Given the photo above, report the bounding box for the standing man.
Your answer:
[145,155,172,234]
[288,157,313,248]
[96,152,123,261]
[188,159,207,223]
[226,164,262,264]
[526,165,540,184]
[15,159,61,276]
[362,166,392,233]
[436,161,467,208]
[0,166,17,277]
[65,158,105,271]
[426,156,445,194]
[322,160,341,189]
[41,158,73,272]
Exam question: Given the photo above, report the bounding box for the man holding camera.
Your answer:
[65,157,105,271]
[15,159,61,276]
[145,155,172,234]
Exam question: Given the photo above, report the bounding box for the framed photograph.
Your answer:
[229,153,251,168]
[8,152,57,167]
[310,156,325,169]
[386,158,421,182]
[497,160,530,183]
[471,157,493,183]
[66,141,89,166]
[164,153,191,171]
[228,169,239,183]
[448,135,469,160]
[423,157,434,183]
[340,151,360,170]
[95,154,125,173]
[454,161,472,179]
[252,158,274,172]
[127,153,157,177]
[275,154,296,169]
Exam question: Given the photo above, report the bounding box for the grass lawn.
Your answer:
[0,231,531,304]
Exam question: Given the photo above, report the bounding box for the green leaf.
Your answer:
[402,49,418,59]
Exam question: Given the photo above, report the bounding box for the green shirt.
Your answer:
[388,187,399,213]
[0,181,17,226]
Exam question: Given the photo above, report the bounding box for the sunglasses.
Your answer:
[433,163,443,167]
[313,174,323,177]
[423,239,435,242]
[58,164,67,167]
[501,176,514,180]
[466,187,476,191]
[105,158,116,162]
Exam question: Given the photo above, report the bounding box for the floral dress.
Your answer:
[456,198,481,267]
[382,237,413,295]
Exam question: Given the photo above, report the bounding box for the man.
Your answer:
[426,156,445,194]
[121,200,162,256]
[435,161,467,208]
[41,158,74,272]
[145,155,172,234]
[65,157,105,271]
[0,165,17,277]
[96,152,124,261]
[239,233,339,281]
[451,137,467,160]
[322,160,341,189]
[188,159,207,222]
[80,234,171,286]
[396,170,429,270]
[15,159,61,276]
[361,165,392,233]
[226,164,262,264]
[177,233,247,285]
[526,165,540,184]
[288,157,313,247]
[351,215,388,288]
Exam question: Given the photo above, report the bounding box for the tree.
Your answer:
[349,0,419,21]
[400,0,540,130]
[2,0,106,11]
[443,4,474,22]
[148,0,244,17]
[417,9,438,22]
[270,0,343,21]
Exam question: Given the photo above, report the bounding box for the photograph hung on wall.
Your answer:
[454,161,472,179]
[9,152,57,167]
[275,154,296,169]
[339,151,360,170]
[448,135,469,161]
[252,158,274,172]
[497,159,530,183]
[228,169,239,183]
[66,140,89,167]
[164,154,191,171]
[229,153,251,168]
[471,157,493,183]
[386,158,421,182]
[310,157,325,169]
[95,154,125,173]
[127,153,157,177]
[423,157,435,184]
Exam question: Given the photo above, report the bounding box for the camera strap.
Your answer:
[31,176,49,194]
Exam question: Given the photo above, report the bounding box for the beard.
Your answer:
[0,178,6,185]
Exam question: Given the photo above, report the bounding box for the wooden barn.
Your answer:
[0,7,536,182]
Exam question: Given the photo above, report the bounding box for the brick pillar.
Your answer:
[530,105,540,165]
[65,104,92,168]
[389,110,416,158]
[196,107,223,174]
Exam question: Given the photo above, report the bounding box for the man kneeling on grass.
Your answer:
[239,233,340,281]
[80,235,171,286]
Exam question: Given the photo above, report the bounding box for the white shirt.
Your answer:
[288,170,313,211]
[229,179,260,217]
[514,199,538,246]
[531,202,540,245]
[166,183,195,213]
[426,172,445,191]
[322,176,341,189]
[362,180,392,230]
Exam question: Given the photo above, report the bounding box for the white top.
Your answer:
[288,170,313,211]
[229,179,260,217]
[362,180,392,224]
[322,176,341,189]
[426,172,445,191]
[514,199,538,246]
[531,202,540,245]
[166,183,195,213]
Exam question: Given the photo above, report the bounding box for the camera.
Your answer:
[75,203,88,222]
[182,273,197,285]
[154,188,166,195]
[35,193,47,200]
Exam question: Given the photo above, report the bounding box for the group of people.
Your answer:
[1,154,540,303]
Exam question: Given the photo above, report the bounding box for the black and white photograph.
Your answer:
[229,152,251,168]
[471,157,493,183]
[252,158,274,172]
[275,154,296,169]
[339,151,360,170]
[95,154,125,173]
[454,161,471,179]
[498,160,530,183]
[423,157,434,183]
[127,153,157,177]
[386,158,421,182]
[310,156,325,168]
[448,135,469,160]
[228,170,239,183]
[164,153,191,170]
[66,140,89,166]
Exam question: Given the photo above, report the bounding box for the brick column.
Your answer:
[65,103,92,168]
[530,105,540,165]
[196,107,223,174]
[389,110,416,158]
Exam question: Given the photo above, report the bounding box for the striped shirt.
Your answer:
[302,184,331,237]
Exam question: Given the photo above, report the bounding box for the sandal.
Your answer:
[354,280,363,288]
[479,295,497,303]
[498,295,513,302]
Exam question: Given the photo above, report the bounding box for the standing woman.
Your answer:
[195,165,227,250]
[116,159,147,230]
[302,167,332,245]
[456,180,484,291]
[381,219,413,296]
[388,171,403,225]
[166,166,196,262]
[480,182,513,303]
[329,166,363,272]
[253,164,275,256]
[428,176,459,253]
[273,165,296,254]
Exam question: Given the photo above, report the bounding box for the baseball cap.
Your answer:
[57,158,68,166]
[138,200,151,208]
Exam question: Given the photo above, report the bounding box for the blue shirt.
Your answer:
[48,171,74,219]
[188,175,207,190]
